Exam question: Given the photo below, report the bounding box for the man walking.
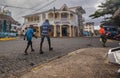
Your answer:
[24,25,36,55]
[99,25,107,47]
[40,19,53,54]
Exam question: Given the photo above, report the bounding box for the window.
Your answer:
[61,13,68,18]
[55,13,59,19]
[34,17,39,22]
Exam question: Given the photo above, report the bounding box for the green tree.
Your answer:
[89,0,120,24]
[89,0,120,19]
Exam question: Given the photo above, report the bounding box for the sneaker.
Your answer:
[24,51,28,55]
[49,47,53,51]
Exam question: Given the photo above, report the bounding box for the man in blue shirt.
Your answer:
[24,25,36,55]
[40,19,53,54]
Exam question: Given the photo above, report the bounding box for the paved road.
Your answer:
[0,37,119,78]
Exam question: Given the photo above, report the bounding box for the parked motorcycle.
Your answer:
[113,34,120,41]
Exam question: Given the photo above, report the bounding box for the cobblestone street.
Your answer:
[0,37,119,78]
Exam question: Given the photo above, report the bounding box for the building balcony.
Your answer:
[25,21,39,26]
[54,19,70,25]
[53,19,76,26]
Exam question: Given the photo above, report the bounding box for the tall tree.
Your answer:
[89,0,120,19]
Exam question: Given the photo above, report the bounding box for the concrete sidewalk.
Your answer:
[20,48,119,78]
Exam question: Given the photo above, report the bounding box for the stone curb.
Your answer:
[0,37,16,41]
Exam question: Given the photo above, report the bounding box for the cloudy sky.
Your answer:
[0,0,105,28]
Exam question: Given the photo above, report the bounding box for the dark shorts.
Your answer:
[100,34,107,43]
[27,41,32,45]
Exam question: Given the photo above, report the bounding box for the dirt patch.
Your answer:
[20,48,120,78]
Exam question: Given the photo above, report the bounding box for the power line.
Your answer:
[0,3,35,10]
[29,0,48,9]
[16,0,58,20]
[1,0,58,23]
[0,0,59,24]
[35,0,57,12]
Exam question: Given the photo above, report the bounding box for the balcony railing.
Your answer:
[61,18,68,21]
[54,19,70,25]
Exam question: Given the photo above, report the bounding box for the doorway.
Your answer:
[62,27,67,36]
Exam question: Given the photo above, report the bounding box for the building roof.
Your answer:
[0,14,20,25]
[0,14,14,21]
[69,6,85,14]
